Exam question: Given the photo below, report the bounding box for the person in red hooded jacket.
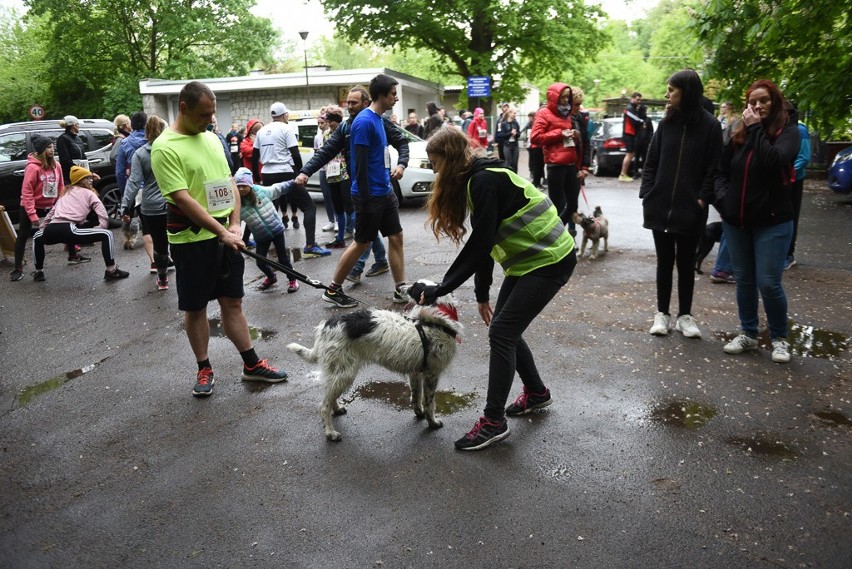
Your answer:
[530,83,586,236]
[241,119,263,179]
[466,107,489,148]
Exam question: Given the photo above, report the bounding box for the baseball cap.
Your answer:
[270,102,289,117]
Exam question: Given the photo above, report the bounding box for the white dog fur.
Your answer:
[287,281,463,441]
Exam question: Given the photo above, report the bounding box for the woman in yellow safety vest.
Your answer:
[418,127,577,452]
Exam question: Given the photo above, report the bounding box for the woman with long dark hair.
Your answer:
[639,69,722,339]
[418,127,576,451]
[715,79,799,363]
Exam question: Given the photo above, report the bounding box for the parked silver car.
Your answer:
[288,114,434,201]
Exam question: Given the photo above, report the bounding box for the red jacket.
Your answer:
[530,82,581,168]
[467,116,489,148]
[21,155,63,222]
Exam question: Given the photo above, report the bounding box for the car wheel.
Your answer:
[98,183,122,220]
[591,152,601,176]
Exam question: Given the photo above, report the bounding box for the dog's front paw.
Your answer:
[413,406,426,419]
[427,418,443,430]
[326,431,342,442]
[332,406,347,417]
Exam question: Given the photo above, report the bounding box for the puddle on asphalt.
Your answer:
[714,320,848,359]
[11,358,109,410]
[725,434,796,459]
[344,380,477,415]
[813,410,852,427]
[201,318,277,341]
[649,399,718,429]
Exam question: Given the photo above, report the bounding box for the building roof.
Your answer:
[139,68,442,96]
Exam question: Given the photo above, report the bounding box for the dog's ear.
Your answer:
[407,281,426,301]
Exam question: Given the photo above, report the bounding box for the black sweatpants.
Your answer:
[33,222,115,270]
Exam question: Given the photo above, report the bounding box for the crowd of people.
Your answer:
[8,69,809,450]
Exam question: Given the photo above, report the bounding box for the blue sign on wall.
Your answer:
[467,76,491,97]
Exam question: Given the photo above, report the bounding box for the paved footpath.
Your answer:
[1,174,850,568]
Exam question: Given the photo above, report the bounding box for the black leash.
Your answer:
[240,248,367,305]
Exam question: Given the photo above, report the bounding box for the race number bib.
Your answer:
[326,159,341,177]
[563,136,575,148]
[229,142,238,153]
[205,178,235,213]
[72,158,90,170]
[478,128,487,138]
[384,146,391,169]
[43,181,58,199]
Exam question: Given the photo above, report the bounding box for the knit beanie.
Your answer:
[70,166,93,185]
[31,134,53,154]
[234,167,254,187]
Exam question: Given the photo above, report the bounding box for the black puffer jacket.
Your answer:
[714,119,799,228]
[639,109,721,236]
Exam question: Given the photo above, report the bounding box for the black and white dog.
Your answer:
[287,281,463,442]
[571,206,609,259]
[695,221,723,274]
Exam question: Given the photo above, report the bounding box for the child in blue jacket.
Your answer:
[234,167,299,292]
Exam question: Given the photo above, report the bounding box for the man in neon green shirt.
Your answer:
[151,81,287,397]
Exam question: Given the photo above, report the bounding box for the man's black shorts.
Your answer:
[623,133,636,153]
[352,191,402,243]
[172,238,245,312]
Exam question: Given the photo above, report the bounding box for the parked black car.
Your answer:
[0,119,118,223]
[590,116,660,177]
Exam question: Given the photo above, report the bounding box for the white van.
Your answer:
[287,111,434,202]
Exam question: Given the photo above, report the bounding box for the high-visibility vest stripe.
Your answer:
[468,167,573,276]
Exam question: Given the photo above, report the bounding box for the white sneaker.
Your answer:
[675,314,702,338]
[321,222,336,232]
[771,339,791,363]
[649,312,671,336]
[724,334,759,354]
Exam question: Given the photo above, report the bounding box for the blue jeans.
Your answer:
[353,237,387,274]
[712,231,733,273]
[723,220,793,339]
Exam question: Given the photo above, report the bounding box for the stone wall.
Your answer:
[229,87,343,127]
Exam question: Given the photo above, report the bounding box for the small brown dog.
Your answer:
[571,206,609,259]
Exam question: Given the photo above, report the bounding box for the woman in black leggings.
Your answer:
[418,127,576,452]
[639,69,721,339]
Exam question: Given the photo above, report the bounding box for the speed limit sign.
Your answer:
[29,105,45,120]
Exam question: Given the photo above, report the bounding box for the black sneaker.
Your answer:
[32,270,46,282]
[365,262,389,277]
[241,359,288,383]
[104,267,130,281]
[10,268,23,281]
[392,284,409,304]
[67,254,91,265]
[454,416,510,451]
[292,216,300,229]
[505,386,552,416]
[193,367,215,397]
[323,287,358,308]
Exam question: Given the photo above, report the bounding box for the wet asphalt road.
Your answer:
[1,168,850,568]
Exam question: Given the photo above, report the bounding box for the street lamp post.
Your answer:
[299,30,311,110]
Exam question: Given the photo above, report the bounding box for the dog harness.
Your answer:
[407,305,460,371]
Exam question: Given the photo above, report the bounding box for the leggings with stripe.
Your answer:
[33,223,115,270]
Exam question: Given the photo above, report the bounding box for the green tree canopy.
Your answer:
[18,0,278,119]
[691,0,852,138]
[318,0,607,106]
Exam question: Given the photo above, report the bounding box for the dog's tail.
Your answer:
[286,342,318,363]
